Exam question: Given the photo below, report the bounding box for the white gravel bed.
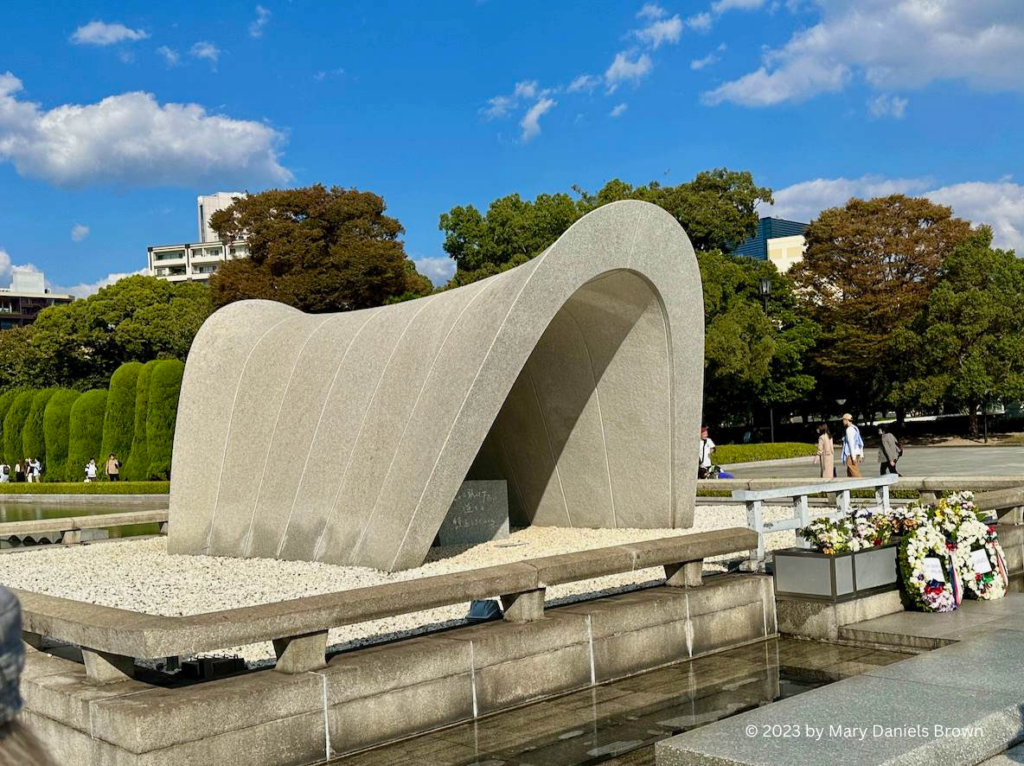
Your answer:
[0,504,798,666]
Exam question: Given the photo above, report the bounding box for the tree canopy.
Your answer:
[439,168,772,286]
[790,194,973,418]
[209,184,433,312]
[2,275,212,392]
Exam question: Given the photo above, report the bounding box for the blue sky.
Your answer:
[1,0,1022,294]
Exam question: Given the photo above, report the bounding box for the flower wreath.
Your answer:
[952,515,1008,601]
[898,521,958,613]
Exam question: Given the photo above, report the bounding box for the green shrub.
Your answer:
[67,389,108,481]
[22,388,56,470]
[100,362,142,476]
[43,389,81,481]
[0,480,169,495]
[122,360,160,481]
[0,390,24,462]
[3,390,36,466]
[146,359,184,480]
[713,442,817,465]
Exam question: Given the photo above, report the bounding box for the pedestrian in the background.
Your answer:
[878,425,901,475]
[84,458,97,483]
[29,459,41,483]
[0,585,56,765]
[23,459,33,484]
[0,462,9,484]
[840,413,864,478]
[13,462,24,484]
[105,454,121,482]
[698,425,716,479]
[814,423,835,479]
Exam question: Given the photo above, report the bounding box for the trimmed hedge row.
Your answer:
[0,481,169,495]
[43,389,80,481]
[1,358,185,482]
[714,442,818,465]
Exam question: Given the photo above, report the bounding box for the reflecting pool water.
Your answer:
[334,638,910,766]
[0,500,166,540]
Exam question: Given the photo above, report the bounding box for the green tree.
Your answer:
[209,184,433,312]
[699,252,817,425]
[0,389,25,463]
[145,359,184,480]
[67,389,107,480]
[902,230,1024,435]
[791,195,972,421]
[43,389,80,481]
[439,168,773,286]
[27,275,212,390]
[122,360,160,481]
[100,362,142,474]
[3,391,35,466]
[0,326,42,393]
[22,388,56,469]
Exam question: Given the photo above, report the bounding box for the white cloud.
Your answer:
[0,72,291,188]
[414,257,455,286]
[610,103,629,118]
[513,80,539,99]
[928,181,1024,254]
[481,95,515,120]
[867,93,908,119]
[686,13,713,32]
[764,175,930,222]
[70,224,90,242]
[55,269,147,298]
[637,3,666,20]
[634,15,683,49]
[766,175,1024,253]
[691,52,720,70]
[705,0,1024,107]
[190,41,221,69]
[711,0,767,11]
[605,51,653,92]
[520,97,556,141]
[156,46,180,67]
[568,74,601,93]
[71,21,148,46]
[313,68,345,82]
[249,5,271,38]
[0,250,39,288]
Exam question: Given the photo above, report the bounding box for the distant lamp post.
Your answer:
[759,276,774,442]
[759,277,771,314]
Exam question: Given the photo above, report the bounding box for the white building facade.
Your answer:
[148,192,248,283]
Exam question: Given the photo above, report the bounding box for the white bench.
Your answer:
[732,474,900,569]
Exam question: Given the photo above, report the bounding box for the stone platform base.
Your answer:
[21,574,775,765]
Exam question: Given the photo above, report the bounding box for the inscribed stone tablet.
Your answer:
[437,480,510,547]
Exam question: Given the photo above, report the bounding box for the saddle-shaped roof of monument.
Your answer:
[168,199,704,571]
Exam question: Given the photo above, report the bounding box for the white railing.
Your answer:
[732,473,900,570]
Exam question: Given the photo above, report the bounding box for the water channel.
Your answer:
[334,638,911,766]
[0,500,166,540]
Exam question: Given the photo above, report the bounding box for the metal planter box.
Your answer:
[773,544,899,602]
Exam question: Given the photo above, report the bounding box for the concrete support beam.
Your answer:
[664,560,703,588]
[500,589,545,623]
[159,522,168,535]
[273,630,327,674]
[60,530,79,545]
[82,649,135,684]
[23,631,44,650]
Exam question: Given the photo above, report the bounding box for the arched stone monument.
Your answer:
[168,200,704,571]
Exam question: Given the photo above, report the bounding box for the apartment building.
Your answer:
[732,216,808,273]
[148,192,247,283]
[0,269,74,329]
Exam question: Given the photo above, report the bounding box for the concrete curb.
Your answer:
[0,494,168,506]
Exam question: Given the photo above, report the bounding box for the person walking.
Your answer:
[878,425,901,475]
[29,458,41,483]
[840,413,864,478]
[698,426,716,479]
[13,462,24,484]
[0,462,9,484]
[105,454,121,482]
[84,458,98,483]
[813,423,835,479]
[23,459,33,484]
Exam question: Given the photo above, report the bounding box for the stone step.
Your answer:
[657,628,1024,766]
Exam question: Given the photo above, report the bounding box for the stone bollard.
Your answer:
[664,560,703,588]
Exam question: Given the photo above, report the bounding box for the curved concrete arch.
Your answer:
[168,200,704,571]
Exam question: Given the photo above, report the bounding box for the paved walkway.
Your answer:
[730,446,1024,479]
[657,596,1024,765]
